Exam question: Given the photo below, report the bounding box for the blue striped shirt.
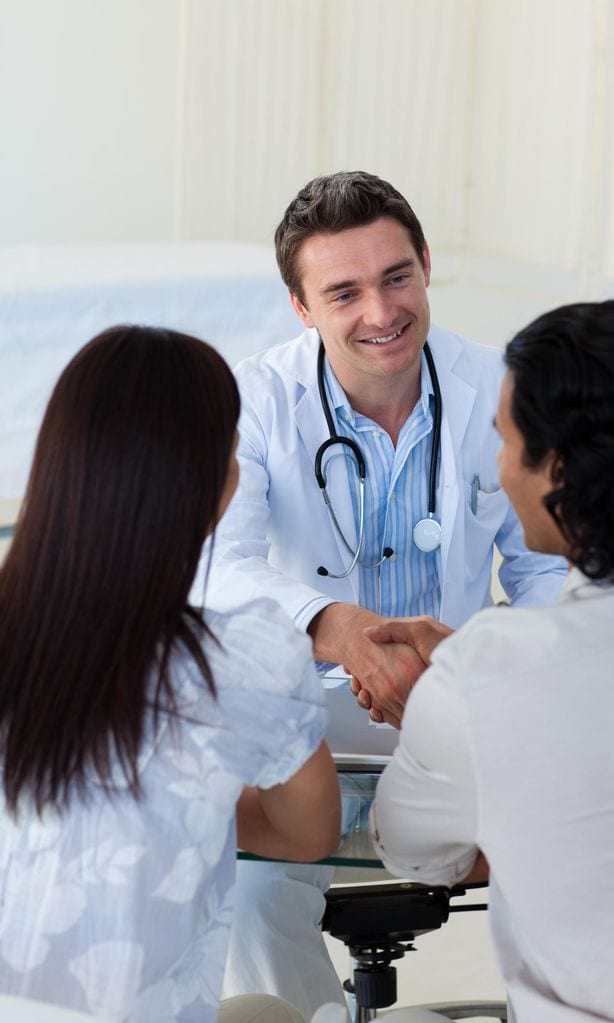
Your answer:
[323,354,440,619]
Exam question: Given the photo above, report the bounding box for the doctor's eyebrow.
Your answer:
[320,277,356,297]
[319,259,416,297]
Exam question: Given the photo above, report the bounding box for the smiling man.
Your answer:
[206,171,566,1018]
[370,301,614,1022]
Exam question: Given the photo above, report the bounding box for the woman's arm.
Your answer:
[237,740,341,862]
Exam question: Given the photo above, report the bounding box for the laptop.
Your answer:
[323,673,399,772]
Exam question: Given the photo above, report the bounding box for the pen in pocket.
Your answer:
[470,473,480,515]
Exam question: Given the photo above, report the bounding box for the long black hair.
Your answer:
[0,325,240,813]
[505,300,614,580]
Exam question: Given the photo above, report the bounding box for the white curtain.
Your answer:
[1,0,613,292]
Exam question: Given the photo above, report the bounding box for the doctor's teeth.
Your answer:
[366,328,402,344]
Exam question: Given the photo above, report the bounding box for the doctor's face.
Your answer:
[495,373,567,557]
[289,217,431,396]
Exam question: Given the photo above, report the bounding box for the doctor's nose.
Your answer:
[361,291,397,332]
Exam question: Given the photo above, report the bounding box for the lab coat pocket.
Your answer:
[462,482,509,582]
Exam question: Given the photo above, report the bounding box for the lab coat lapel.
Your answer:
[434,352,477,592]
[294,370,360,604]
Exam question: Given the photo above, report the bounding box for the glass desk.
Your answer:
[239,769,381,868]
[238,770,501,1023]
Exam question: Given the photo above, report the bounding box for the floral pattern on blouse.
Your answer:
[0,599,326,1022]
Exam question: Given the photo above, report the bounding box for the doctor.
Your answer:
[207,171,566,1016]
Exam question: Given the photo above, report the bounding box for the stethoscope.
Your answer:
[315,340,443,579]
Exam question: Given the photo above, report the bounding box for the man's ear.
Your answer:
[422,242,432,287]
[289,290,315,329]
[548,451,565,484]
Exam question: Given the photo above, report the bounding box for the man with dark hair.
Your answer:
[274,171,427,303]
[371,300,614,1023]
[208,171,566,1016]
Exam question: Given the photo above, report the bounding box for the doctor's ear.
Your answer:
[289,290,315,329]
[421,242,432,287]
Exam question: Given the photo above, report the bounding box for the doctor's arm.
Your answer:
[315,611,453,726]
[308,604,447,729]
[205,404,338,621]
[209,404,435,725]
[495,501,567,607]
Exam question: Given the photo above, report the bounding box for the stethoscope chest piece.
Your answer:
[412,515,442,553]
[315,338,443,573]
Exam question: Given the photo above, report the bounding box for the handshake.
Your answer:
[309,605,454,730]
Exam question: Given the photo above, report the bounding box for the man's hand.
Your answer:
[364,616,454,662]
[349,616,455,724]
[308,604,431,729]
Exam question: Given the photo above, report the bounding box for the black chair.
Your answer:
[322,881,507,1023]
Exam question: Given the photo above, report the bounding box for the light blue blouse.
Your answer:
[0,599,326,1022]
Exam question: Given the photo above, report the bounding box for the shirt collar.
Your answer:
[562,565,614,600]
[322,347,435,426]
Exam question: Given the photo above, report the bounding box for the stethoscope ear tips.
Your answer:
[317,566,329,576]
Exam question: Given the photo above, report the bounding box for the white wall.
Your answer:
[0,0,182,240]
[1,0,614,344]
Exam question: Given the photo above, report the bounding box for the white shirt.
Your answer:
[370,569,614,1023]
[0,600,326,1023]
[324,352,440,618]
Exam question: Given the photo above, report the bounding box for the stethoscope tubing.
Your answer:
[314,339,442,575]
[422,341,442,518]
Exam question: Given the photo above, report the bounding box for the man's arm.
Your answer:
[461,851,489,884]
[363,617,454,664]
[308,605,448,728]
[370,632,481,887]
[338,615,454,724]
[205,399,337,620]
[207,356,449,724]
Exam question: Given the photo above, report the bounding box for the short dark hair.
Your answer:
[504,300,614,580]
[274,171,426,303]
[0,325,240,813]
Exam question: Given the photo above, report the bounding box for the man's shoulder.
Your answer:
[234,327,318,386]
[429,323,504,370]
[428,323,504,395]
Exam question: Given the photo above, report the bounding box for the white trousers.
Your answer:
[219,994,305,1023]
[223,860,344,1020]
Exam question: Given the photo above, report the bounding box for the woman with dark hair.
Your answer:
[0,326,339,1023]
[369,301,614,1022]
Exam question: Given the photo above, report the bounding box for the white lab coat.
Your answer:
[208,325,565,628]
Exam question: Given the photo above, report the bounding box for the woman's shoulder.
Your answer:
[205,598,314,684]
[175,598,318,704]
[176,599,326,791]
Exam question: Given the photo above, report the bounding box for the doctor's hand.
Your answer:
[364,616,454,664]
[308,603,428,729]
[349,616,455,725]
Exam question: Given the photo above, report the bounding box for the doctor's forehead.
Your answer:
[295,219,419,293]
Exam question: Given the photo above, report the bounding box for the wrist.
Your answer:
[308,603,381,665]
